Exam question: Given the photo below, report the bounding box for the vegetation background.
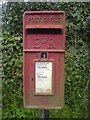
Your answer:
[2,2,90,119]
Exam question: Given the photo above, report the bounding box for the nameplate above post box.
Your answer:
[23,11,66,109]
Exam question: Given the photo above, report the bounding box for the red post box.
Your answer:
[23,11,66,109]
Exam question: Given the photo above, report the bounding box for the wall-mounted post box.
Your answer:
[23,11,66,109]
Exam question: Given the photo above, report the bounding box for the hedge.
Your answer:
[2,2,89,119]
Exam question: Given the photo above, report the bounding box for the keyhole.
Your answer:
[41,52,47,58]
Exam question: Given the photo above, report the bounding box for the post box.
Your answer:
[23,11,66,109]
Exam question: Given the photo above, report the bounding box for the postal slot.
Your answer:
[26,28,62,34]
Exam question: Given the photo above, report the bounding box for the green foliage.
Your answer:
[2,2,89,119]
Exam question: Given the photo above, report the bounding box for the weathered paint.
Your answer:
[23,11,66,109]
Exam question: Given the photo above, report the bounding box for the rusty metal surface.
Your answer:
[23,11,66,109]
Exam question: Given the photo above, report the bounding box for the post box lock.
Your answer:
[41,52,47,58]
[23,11,66,109]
